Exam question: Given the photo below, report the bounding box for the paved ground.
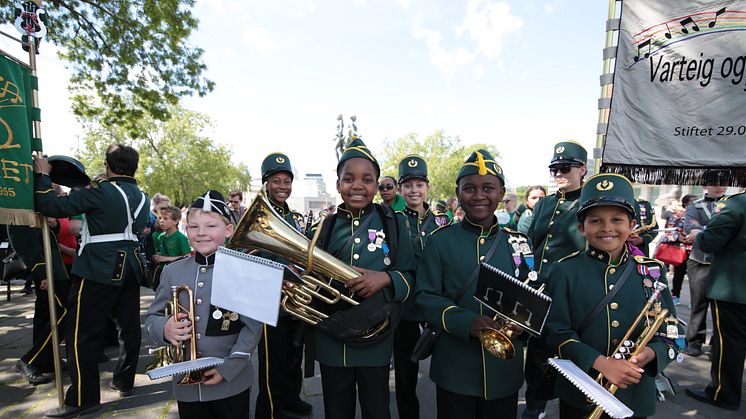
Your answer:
[0,273,743,418]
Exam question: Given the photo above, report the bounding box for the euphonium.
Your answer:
[229,189,388,339]
[587,283,670,419]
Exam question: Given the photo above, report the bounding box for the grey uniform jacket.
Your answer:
[685,198,719,264]
[145,253,263,402]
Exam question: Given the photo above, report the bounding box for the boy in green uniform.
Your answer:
[415,150,536,419]
[151,205,191,290]
[524,140,589,418]
[254,152,311,419]
[393,155,448,419]
[685,190,746,411]
[544,173,683,418]
[307,138,415,419]
[628,199,657,257]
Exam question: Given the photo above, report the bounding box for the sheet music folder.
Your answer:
[211,247,284,326]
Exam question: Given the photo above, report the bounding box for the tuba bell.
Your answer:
[230,189,389,340]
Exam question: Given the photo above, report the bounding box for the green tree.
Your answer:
[76,106,250,207]
[378,130,501,201]
[1,0,213,133]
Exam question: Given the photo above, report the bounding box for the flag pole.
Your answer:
[18,1,65,407]
[594,0,619,173]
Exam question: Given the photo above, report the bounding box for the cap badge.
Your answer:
[275,156,285,163]
[555,146,565,153]
[596,180,614,191]
[408,159,418,168]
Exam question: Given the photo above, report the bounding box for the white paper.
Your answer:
[549,358,634,418]
[0,242,8,249]
[211,247,284,326]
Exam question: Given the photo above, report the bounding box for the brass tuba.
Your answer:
[587,283,670,419]
[230,189,388,339]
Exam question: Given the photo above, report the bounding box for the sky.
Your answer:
[0,0,612,191]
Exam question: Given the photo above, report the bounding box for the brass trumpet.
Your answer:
[587,283,670,419]
[146,286,204,385]
[230,189,388,339]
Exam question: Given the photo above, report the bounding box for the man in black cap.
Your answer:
[34,145,149,418]
[524,140,589,419]
[254,152,311,419]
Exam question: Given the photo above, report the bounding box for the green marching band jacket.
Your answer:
[544,247,684,416]
[528,187,586,281]
[697,191,746,305]
[415,218,534,400]
[34,174,149,286]
[634,199,657,257]
[400,203,449,320]
[307,203,416,367]
[258,198,304,318]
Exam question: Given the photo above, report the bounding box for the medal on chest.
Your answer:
[508,235,537,281]
[211,307,239,331]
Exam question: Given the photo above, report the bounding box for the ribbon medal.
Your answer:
[367,229,377,252]
[382,242,391,266]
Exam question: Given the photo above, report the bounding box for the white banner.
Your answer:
[603,0,746,185]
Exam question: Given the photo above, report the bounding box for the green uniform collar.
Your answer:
[337,203,375,220]
[106,175,138,185]
[557,186,582,200]
[586,245,630,266]
[403,203,430,219]
[461,215,500,237]
[269,198,290,217]
[195,252,216,266]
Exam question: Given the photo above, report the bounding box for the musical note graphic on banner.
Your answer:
[709,7,727,28]
[634,39,652,62]
[679,16,700,34]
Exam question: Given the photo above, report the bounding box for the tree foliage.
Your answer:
[378,130,501,201]
[0,0,213,133]
[76,105,250,207]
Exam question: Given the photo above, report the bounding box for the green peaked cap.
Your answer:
[550,140,587,167]
[398,155,428,184]
[578,173,636,219]
[261,152,294,183]
[456,149,504,185]
[336,137,380,176]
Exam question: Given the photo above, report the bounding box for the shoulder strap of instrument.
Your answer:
[576,259,635,336]
[376,204,399,267]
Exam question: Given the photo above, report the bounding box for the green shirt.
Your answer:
[155,230,191,257]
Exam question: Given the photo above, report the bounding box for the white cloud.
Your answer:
[201,0,242,16]
[396,0,412,10]
[242,27,277,52]
[544,3,555,14]
[412,0,522,75]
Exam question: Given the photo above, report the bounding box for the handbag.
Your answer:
[410,230,505,362]
[654,243,687,266]
[2,252,28,282]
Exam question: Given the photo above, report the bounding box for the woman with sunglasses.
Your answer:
[378,175,406,211]
[523,140,589,419]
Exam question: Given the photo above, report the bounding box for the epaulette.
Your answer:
[634,255,665,268]
[502,227,525,236]
[557,251,580,263]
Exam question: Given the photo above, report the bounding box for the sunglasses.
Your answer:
[549,165,580,176]
[502,199,513,203]
[378,184,396,192]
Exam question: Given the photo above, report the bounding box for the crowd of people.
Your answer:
[2,139,744,419]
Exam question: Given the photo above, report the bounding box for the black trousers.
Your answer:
[255,316,305,419]
[22,278,70,370]
[178,387,251,419]
[320,364,390,419]
[523,337,554,411]
[706,300,746,407]
[670,257,688,298]
[558,400,645,419]
[63,273,141,407]
[393,319,420,419]
[436,386,518,419]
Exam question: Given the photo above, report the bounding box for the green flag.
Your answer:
[0,53,38,226]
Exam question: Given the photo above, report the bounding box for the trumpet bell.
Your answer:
[479,327,515,360]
